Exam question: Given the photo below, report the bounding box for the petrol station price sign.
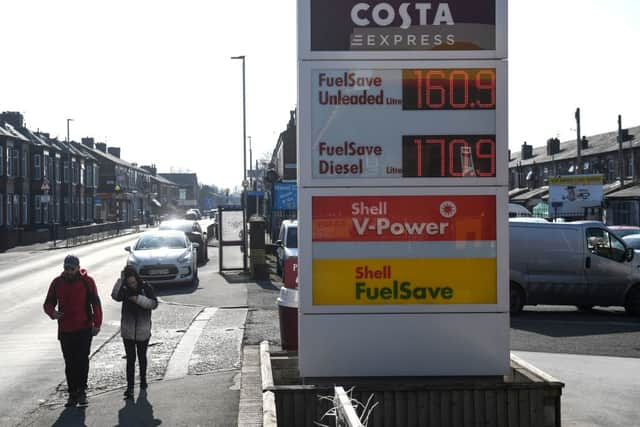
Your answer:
[298,60,507,187]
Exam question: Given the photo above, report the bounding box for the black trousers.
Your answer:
[59,328,92,394]
[123,338,149,388]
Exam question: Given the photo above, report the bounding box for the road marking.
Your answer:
[164,307,217,380]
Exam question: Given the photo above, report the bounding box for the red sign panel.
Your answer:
[312,195,496,242]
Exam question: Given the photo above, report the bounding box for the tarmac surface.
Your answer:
[7,236,640,426]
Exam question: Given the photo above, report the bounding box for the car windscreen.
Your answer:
[135,235,187,250]
[623,236,640,250]
[286,227,298,249]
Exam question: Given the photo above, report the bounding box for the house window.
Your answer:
[55,200,60,223]
[80,197,85,221]
[43,153,50,178]
[22,149,28,178]
[63,161,70,183]
[64,197,70,223]
[47,156,54,180]
[55,159,62,183]
[7,194,13,226]
[35,195,42,224]
[72,160,78,184]
[22,195,28,225]
[80,161,85,185]
[7,148,17,177]
[34,154,42,179]
[628,157,634,178]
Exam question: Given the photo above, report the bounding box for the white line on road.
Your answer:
[164,307,217,380]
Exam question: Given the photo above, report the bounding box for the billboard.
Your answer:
[548,175,603,215]
[273,182,297,210]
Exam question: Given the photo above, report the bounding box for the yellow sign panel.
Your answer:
[313,258,496,305]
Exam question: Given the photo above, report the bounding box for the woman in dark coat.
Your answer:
[111,265,158,398]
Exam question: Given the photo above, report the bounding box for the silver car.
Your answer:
[125,230,199,285]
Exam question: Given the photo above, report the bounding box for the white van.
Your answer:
[509,219,640,315]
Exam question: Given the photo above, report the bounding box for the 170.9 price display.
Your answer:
[402,135,496,178]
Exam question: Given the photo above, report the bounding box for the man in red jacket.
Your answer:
[43,255,103,408]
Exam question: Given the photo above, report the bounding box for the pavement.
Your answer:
[9,238,640,426]
[15,247,281,427]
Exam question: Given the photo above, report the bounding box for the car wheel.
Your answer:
[624,286,640,316]
[510,283,525,315]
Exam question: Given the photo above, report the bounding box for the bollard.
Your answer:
[277,287,298,351]
[249,216,268,280]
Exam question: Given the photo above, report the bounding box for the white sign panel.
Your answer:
[549,175,604,215]
[299,60,507,187]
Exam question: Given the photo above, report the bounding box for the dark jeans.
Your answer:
[59,328,92,394]
[123,339,149,388]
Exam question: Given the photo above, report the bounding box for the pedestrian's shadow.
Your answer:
[116,390,161,426]
[52,406,86,426]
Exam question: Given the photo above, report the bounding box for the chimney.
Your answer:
[81,137,95,149]
[95,142,107,153]
[546,138,560,155]
[0,111,24,128]
[521,142,533,160]
[107,147,121,158]
[581,136,589,149]
[141,164,157,176]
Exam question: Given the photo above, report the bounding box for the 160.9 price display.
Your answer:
[402,135,496,178]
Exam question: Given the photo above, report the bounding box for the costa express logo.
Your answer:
[309,0,496,51]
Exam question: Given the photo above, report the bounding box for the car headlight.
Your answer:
[127,256,139,266]
[177,250,192,264]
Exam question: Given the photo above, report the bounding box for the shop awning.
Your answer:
[151,198,162,207]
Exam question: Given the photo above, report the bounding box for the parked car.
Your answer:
[185,208,202,220]
[159,219,208,263]
[509,219,640,315]
[125,230,198,285]
[608,225,640,238]
[276,220,298,287]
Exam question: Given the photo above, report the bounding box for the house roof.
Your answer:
[159,173,198,187]
[509,125,640,168]
[152,174,179,186]
[606,185,640,199]
[0,123,29,142]
[510,186,549,203]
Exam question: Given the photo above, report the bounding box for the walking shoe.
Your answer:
[64,392,77,408]
[77,391,88,407]
[140,380,148,390]
[123,388,134,399]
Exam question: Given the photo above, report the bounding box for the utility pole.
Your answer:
[575,108,581,174]
[618,115,624,186]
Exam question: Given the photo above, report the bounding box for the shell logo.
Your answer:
[439,201,457,218]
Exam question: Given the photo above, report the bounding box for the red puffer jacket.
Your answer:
[43,269,103,335]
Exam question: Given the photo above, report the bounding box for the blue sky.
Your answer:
[1,1,638,188]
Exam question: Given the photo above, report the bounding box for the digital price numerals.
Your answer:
[402,69,496,110]
[402,135,496,178]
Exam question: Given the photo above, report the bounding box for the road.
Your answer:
[0,233,139,426]
[0,216,249,426]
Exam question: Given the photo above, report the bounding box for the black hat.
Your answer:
[64,255,80,269]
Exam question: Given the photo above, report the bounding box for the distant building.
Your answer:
[159,173,199,209]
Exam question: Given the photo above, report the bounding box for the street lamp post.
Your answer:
[231,55,248,271]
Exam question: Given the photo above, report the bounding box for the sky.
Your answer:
[1,0,639,189]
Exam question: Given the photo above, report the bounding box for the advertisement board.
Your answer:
[273,181,298,210]
[298,0,507,60]
[299,60,507,187]
[548,174,604,215]
[299,187,508,314]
